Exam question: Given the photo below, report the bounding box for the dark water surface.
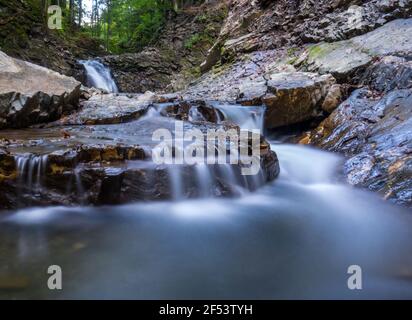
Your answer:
[1,144,412,299]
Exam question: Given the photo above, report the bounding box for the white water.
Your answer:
[79,60,119,93]
[195,164,213,197]
[16,154,48,189]
[168,166,184,200]
[211,102,266,131]
[2,90,412,299]
[2,143,412,299]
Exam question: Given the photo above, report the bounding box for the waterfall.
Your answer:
[195,164,213,198]
[74,168,85,196]
[189,106,207,122]
[168,166,184,200]
[15,154,48,189]
[210,102,266,132]
[79,60,119,93]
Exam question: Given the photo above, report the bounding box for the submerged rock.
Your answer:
[0,51,81,129]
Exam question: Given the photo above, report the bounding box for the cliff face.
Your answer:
[180,0,412,206]
[201,0,412,71]
[104,0,412,93]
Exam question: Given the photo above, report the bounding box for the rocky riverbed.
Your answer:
[0,60,279,209]
[1,0,412,300]
[1,0,411,208]
[177,7,412,207]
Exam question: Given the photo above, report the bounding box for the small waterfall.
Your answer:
[146,103,172,119]
[168,166,184,200]
[15,155,48,189]
[195,164,213,198]
[211,102,266,132]
[219,164,237,186]
[189,107,207,122]
[74,168,85,197]
[79,60,119,93]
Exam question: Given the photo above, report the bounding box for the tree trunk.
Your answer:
[69,0,75,27]
[78,0,82,27]
[106,0,111,51]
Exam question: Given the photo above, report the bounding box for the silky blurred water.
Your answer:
[1,143,411,299]
[79,60,119,93]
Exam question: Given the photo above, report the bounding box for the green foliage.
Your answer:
[81,0,175,53]
[11,0,209,54]
[184,34,201,49]
[184,32,214,50]
[195,13,208,23]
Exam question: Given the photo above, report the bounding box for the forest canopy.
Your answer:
[42,0,206,53]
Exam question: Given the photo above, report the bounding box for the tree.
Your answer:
[69,0,75,27]
[105,0,112,51]
[80,0,205,53]
[78,0,83,26]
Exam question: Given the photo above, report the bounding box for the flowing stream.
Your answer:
[1,69,412,299]
[1,142,412,299]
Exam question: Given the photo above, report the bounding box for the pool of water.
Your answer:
[1,143,411,299]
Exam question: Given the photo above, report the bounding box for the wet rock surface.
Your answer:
[51,93,152,126]
[0,98,280,209]
[360,56,412,92]
[304,88,412,206]
[0,51,81,129]
[262,72,336,128]
[300,35,412,206]
[181,11,412,206]
[184,56,337,128]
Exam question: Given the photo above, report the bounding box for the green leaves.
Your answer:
[83,0,174,53]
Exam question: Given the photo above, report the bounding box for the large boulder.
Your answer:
[0,51,81,129]
[52,92,155,126]
[262,72,336,128]
[304,19,412,81]
[184,47,339,129]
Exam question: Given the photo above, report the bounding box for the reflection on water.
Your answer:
[0,144,412,299]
